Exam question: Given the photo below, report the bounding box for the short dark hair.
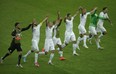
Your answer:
[15,22,20,27]
[103,7,107,11]
[67,13,71,17]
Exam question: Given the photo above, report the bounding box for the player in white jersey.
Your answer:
[62,8,80,56]
[23,17,48,67]
[77,7,98,50]
[43,18,56,65]
[53,11,66,60]
[97,7,112,40]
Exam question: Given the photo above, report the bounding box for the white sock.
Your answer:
[73,44,77,53]
[77,37,83,45]
[49,53,54,63]
[35,53,38,63]
[57,48,60,51]
[62,43,66,48]
[88,35,94,40]
[59,51,63,57]
[24,50,31,57]
[86,35,89,39]
[99,33,103,39]
[38,52,45,55]
[83,35,87,46]
[95,38,101,48]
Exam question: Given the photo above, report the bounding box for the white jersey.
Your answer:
[79,12,90,26]
[97,12,109,25]
[65,17,74,32]
[46,25,55,39]
[32,23,41,41]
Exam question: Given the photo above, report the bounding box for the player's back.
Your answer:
[98,12,108,25]
[32,25,41,40]
[65,17,74,32]
[80,12,90,26]
[46,26,54,39]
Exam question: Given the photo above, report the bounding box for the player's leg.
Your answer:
[57,39,66,60]
[83,34,88,48]
[34,42,40,67]
[91,27,103,49]
[23,40,36,62]
[17,51,23,68]
[82,27,88,48]
[57,45,62,56]
[48,50,55,65]
[16,44,23,68]
[34,51,40,67]
[77,26,85,50]
[23,50,33,58]
[94,35,103,49]
[48,41,55,65]
[0,44,15,63]
[76,34,83,50]
[23,50,33,62]
[61,32,69,48]
[53,37,65,60]
[71,33,79,56]
[88,26,95,44]
[98,26,107,39]
[44,39,49,55]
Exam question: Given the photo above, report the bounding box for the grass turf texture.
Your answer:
[0,0,116,74]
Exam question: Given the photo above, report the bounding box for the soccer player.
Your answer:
[62,8,79,56]
[53,11,66,60]
[97,7,112,40]
[88,7,109,49]
[77,7,98,50]
[43,17,56,65]
[0,22,32,68]
[23,17,48,67]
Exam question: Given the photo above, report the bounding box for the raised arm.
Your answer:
[21,24,32,32]
[73,10,79,18]
[99,13,113,26]
[57,11,60,20]
[40,16,48,26]
[107,18,113,26]
[72,7,82,18]
[106,14,113,26]
[46,17,49,27]
[57,19,62,28]
[90,7,97,14]
[78,6,83,12]
[56,11,62,27]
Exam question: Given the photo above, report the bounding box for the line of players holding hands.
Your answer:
[0,6,112,68]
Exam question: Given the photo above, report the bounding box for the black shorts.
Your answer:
[8,42,22,53]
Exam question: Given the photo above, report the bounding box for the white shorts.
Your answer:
[78,25,87,34]
[44,39,55,52]
[32,39,39,51]
[64,31,76,43]
[89,26,97,35]
[53,37,62,46]
[97,24,106,33]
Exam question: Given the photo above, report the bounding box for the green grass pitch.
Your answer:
[0,0,116,74]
